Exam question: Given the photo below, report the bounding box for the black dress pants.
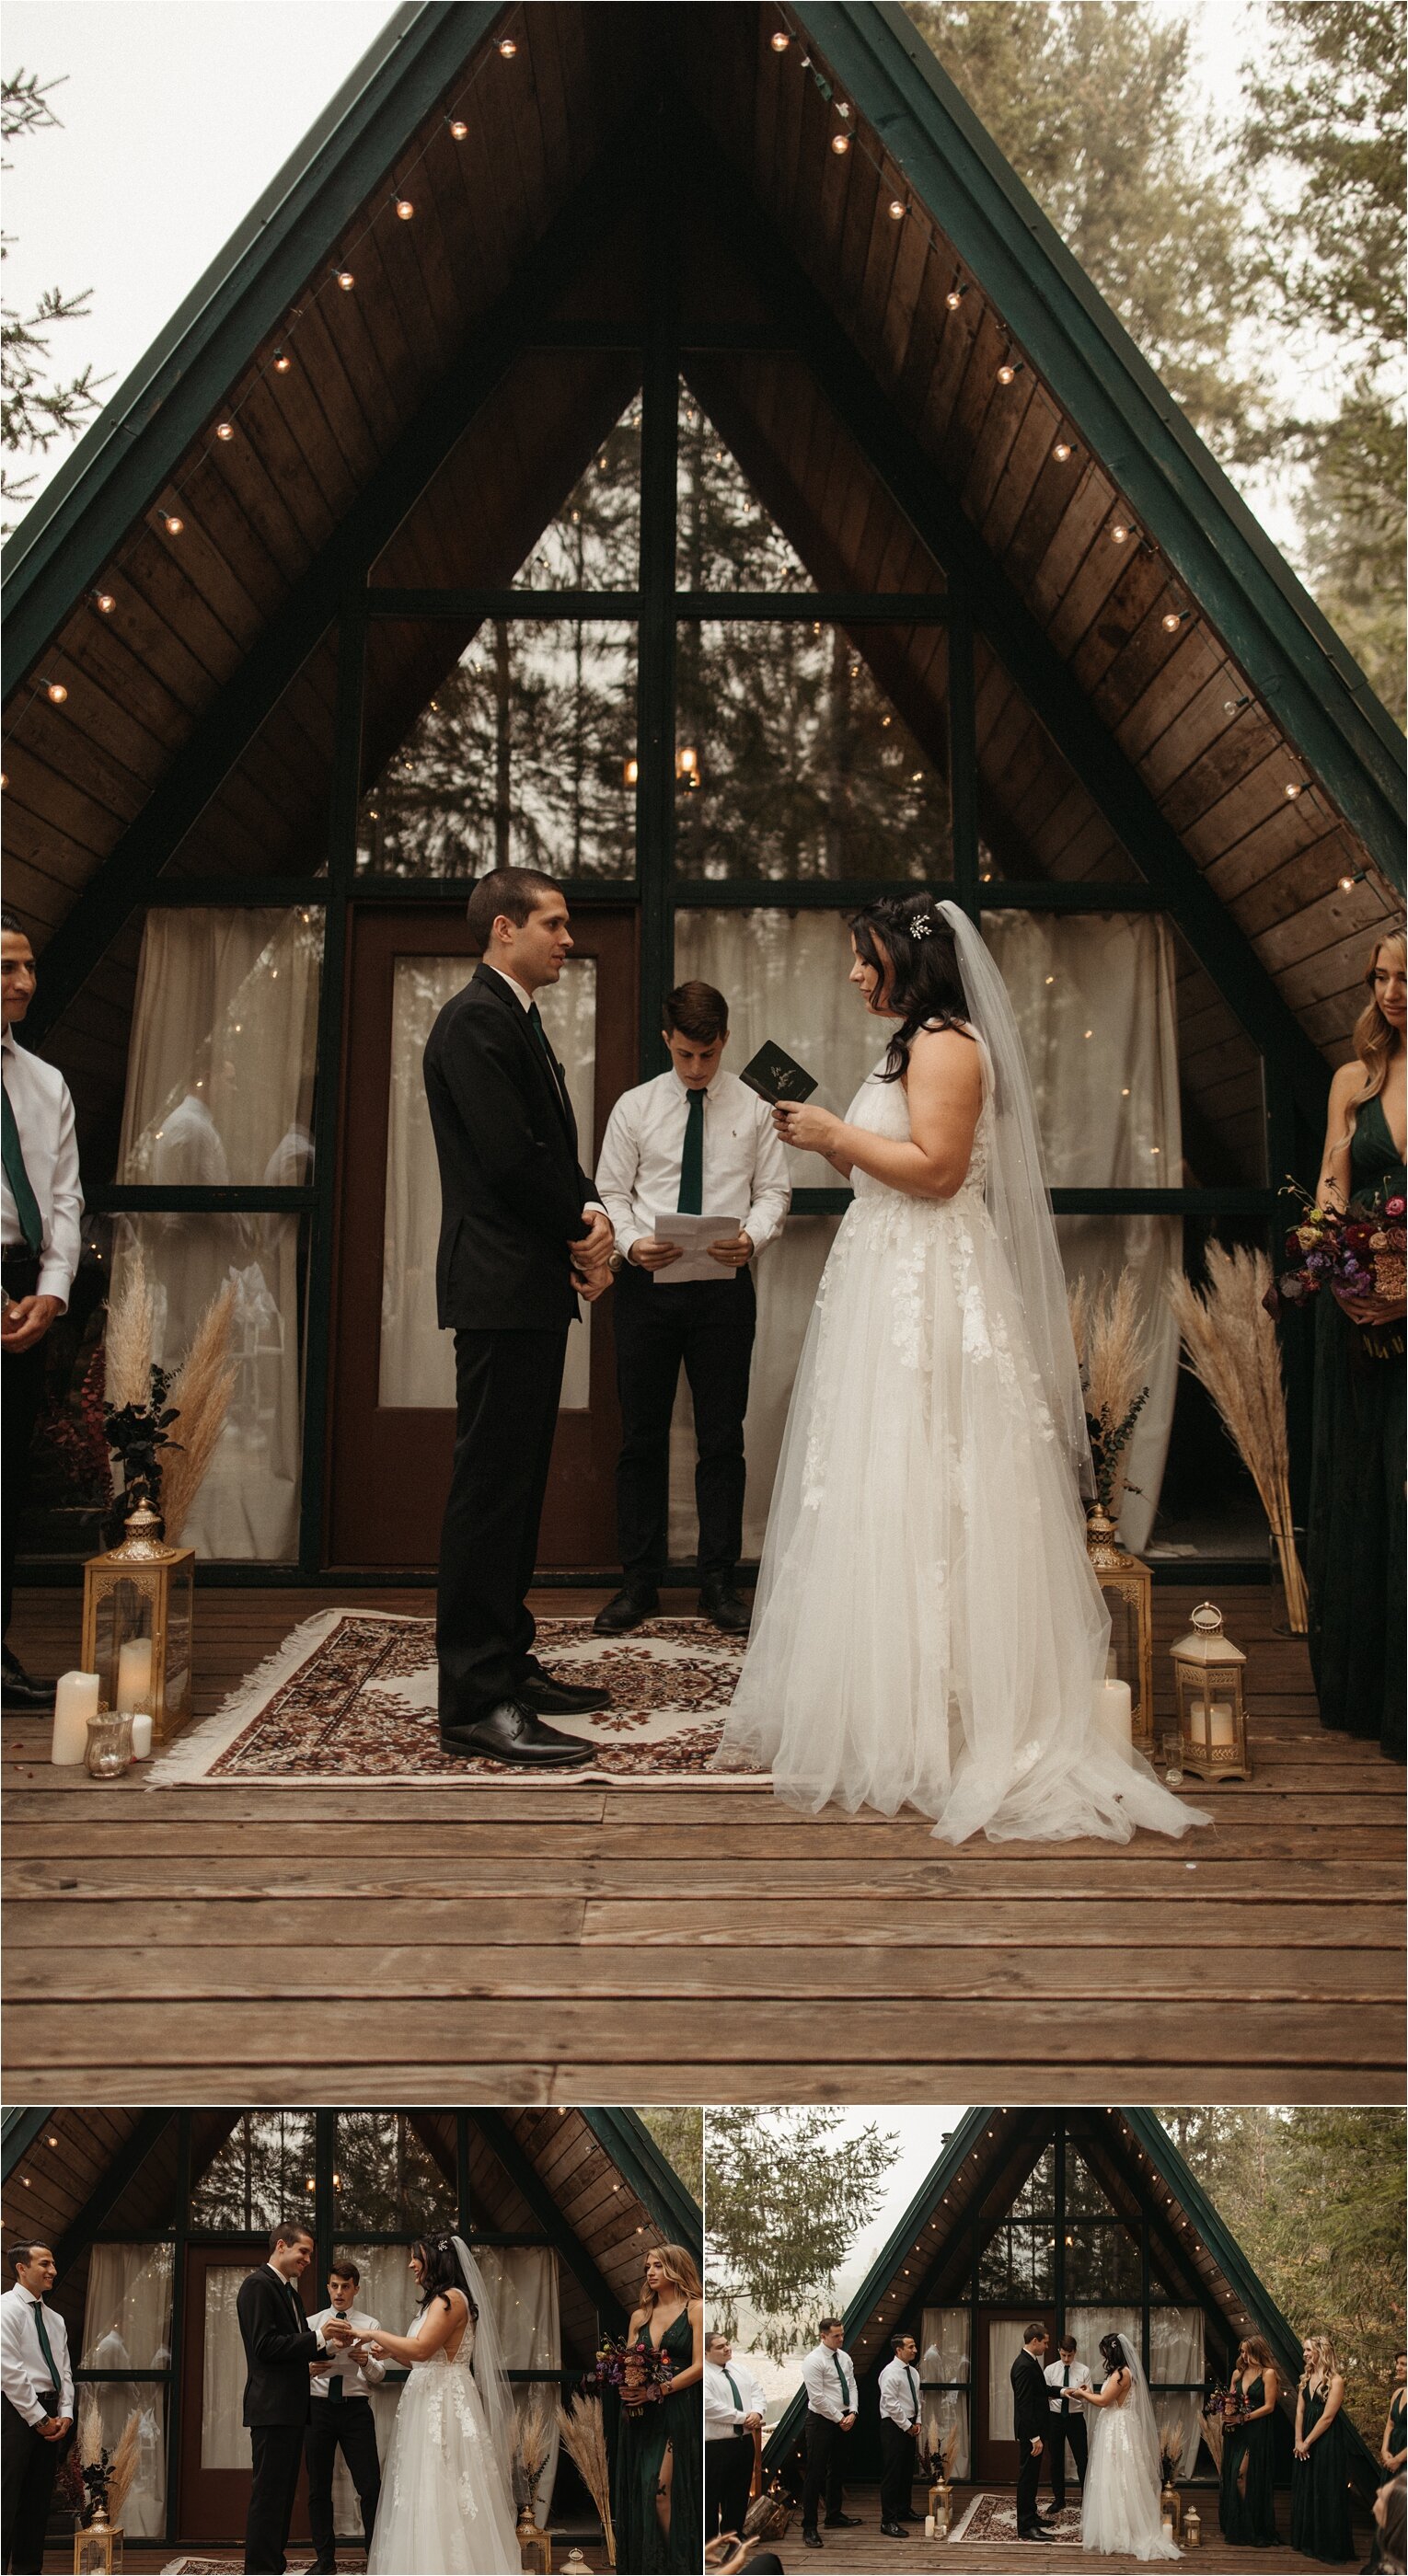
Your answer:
[245,2421,306,2574]
[2,1254,45,1641]
[705,2434,755,2540]
[1016,2432,1043,2533]
[305,2395,380,2556]
[1047,2409,1087,2505]
[2,2389,62,2576]
[802,2414,847,2530]
[880,2418,918,2523]
[437,1325,569,1719]
[612,1265,756,1581]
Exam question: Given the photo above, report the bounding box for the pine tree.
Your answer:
[2,69,104,528]
[639,2109,703,2207]
[705,2108,898,2363]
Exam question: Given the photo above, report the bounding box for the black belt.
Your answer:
[2,1252,40,1287]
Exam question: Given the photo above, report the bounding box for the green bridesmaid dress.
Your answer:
[1220,2377,1280,2547]
[1291,2386,1355,2563]
[613,2305,702,2573]
[1307,1089,1407,1762]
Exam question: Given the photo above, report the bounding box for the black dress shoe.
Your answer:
[698,1578,751,1633]
[802,2531,822,2550]
[1,1648,53,1708]
[1019,2527,1055,2543]
[823,2514,862,2528]
[881,2524,909,2539]
[439,1699,594,1768]
[519,1660,611,1716]
[593,1584,658,1635]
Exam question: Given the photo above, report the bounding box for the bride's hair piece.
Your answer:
[1098,2333,1129,2376]
[639,2241,702,2311]
[1300,2334,1339,2387]
[411,2234,479,2321]
[847,893,972,1083]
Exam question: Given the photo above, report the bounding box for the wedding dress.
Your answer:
[1081,2336,1180,2560]
[366,2246,522,2576]
[717,906,1207,1846]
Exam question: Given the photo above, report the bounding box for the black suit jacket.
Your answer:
[423,963,595,1332]
[1010,2348,1050,2447]
[237,2267,321,2428]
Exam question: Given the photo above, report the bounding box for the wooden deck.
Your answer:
[4,1581,1402,2103]
[719,2484,1368,2573]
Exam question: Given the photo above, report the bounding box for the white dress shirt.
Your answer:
[0,2284,75,2426]
[265,2260,332,2354]
[306,2304,387,2398]
[705,2354,767,2441]
[879,2354,923,2429]
[485,964,605,1218]
[595,1069,791,1264]
[802,2342,857,2423]
[2,1029,83,1304]
[1045,2357,1092,2414]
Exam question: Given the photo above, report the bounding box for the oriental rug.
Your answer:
[947,2492,1085,2547]
[149,1606,762,1786]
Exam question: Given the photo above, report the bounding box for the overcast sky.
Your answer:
[5,0,1299,541]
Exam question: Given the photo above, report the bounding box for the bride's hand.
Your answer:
[774,1102,842,1156]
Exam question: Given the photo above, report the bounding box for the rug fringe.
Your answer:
[147,1607,343,1785]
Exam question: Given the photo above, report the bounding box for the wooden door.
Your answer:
[327,905,637,1568]
[178,2243,313,2546]
[974,2310,1057,2484]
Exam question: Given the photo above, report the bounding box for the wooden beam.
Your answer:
[55,2110,177,2274]
[1,2109,54,2183]
[580,2110,702,2249]
[469,2111,627,2331]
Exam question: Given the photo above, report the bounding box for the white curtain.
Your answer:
[918,2306,970,2478]
[79,2243,175,2541]
[201,2267,249,2471]
[331,2244,419,2538]
[1148,2307,1208,2478]
[987,2319,1031,2445]
[474,2246,561,2527]
[378,954,597,1413]
[119,908,322,1186]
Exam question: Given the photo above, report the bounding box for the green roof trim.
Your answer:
[581,2110,704,2251]
[1,2109,54,2183]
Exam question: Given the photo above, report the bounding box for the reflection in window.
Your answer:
[332,2114,456,2233]
[675,625,951,880]
[119,910,323,1187]
[81,2245,174,2370]
[190,2112,317,2231]
[1065,2221,1143,2302]
[513,397,641,589]
[675,387,814,592]
[357,623,637,880]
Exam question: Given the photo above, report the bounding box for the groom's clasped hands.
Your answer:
[569,1205,615,1301]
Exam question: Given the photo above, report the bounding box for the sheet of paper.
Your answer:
[643,1209,744,1284]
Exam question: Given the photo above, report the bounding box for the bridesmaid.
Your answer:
[1220,2337,1281,2547]
[1293,2335,1355,2563]
[614,2243,704,2574]
[1381,2353,1408,2487]
[1307,928,1406,1762]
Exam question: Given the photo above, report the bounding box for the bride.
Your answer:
[360,2235,522,2575]
[1069,2331,1180,2560]
[716,894,1206,1846]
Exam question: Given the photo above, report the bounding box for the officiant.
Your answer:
[1044,2334,1091,2510]
[594,981,790,1636]
[304,2260,386,2576]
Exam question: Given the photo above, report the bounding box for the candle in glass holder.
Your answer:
[1192,1696,1236,1747]
[52,1670,98,1765]
[130,1712,154,1760]
[115,1637,153,1712]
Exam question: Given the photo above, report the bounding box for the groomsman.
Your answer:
[1044,2335,1091,2510]
[1010,2323,1056,2544]
[237,2221,354,2575]
[877,2331,923,2536]
[1,2243,74,2576]
[303,2260,386,2575]
[799,2317,862,2549]
[594,980,790,1636]
[704,2330,766,2541]
[2,912,83,1709]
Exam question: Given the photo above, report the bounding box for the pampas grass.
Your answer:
[1200,2407,1225,2471]
[158,1282,236,1547]
[1069,1266,1151,1524]
[1167,1243,1309,1631]
[104,1245,156,1411]
[105,2409,143,2524]
[513,2380,557,2514]
[558,2389,617,2567]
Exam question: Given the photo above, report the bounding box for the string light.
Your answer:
[449,119,468,140]
[996,357,1022,385]
[215,421,235,441]
[888,199,906,220]
[831,132,851,154]
[1161,609,1191,631]
[944,282,968,309]
[1337,869,1364,891]
[1111,523,1132,544]
[274,349,292,373]
[1052,440,1073,462]
[396,198,415,221]
[1284,781,1304,799]
[770,27,791,48]
[93,590,116,614]
[336,269,355,292]
[498,37,517,56]
[43,680,67,704]
[164,512,184,535]
[1223,696,1250,713]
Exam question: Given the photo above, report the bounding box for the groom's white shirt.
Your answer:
[265,2260,330,2355]
[878,2355,922,2428]
[0,2285,74,2425]
[306,2305,387,2398]
[705,2355,767,2440]
[1045,2358,1092,2412]
[802,2343,857,2423]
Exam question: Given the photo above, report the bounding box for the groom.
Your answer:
[1011,2323,1057,2545]
[237,2222,354,2575]
[425,866,615,1766]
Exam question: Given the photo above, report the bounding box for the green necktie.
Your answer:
[327,2310,346,2403]
[30,2300,59,2390]
[725,2365,748,2434]
[1062,2364,1070,2413]
[2,1085,43,1257]
[833,2351,849,2409]
[677,1087,705,1213]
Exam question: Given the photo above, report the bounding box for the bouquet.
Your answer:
[1205,2384,1249,2432]
[583,2332,675,2414]
[1266,1177,1406,1356]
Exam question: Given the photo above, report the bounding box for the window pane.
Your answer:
[676,385,814,592]
[332,2114,456,2232]
[117,908,323,1186]
[81,2244,174,2369]
[513,396,641,589]
[76,2383,167,2538]
[358,620,636,880]
[1065,2222,1142,2302]
[190,2112,317,2230]
[978,2224,1054,2302]
[675,623,952,881]
[107,1214,307,1561]
[975,638,1140,884]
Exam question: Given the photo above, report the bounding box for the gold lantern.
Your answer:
[1183,2502,1202,2547]
[74,2513,123,2574]
[1086,1507,1155,1753]
[1160,2479,1182,2537]
[1172,1603,1250,1782]
[929,2476,953,2536]
[81,1497,194,1749]
[517,2504,553,2572]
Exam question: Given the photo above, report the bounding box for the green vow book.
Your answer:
[739,1040,818,1106]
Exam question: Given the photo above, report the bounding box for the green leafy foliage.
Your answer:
[705,2109,898,2363]
[639,2109,703,2207]
[2,69,105,528]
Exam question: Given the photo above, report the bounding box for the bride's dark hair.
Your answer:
[846,893,972,1084]
[1098,2333,1128,2377]
[411,2235,479,2321]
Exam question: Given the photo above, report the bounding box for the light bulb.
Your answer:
[215,421,235,441]
[45,681,68,704]
[337,269,355,292]
[274,349,292,373]
[1111,523,1131,543]
[1285,781,1303,799]
[1337,872,1356,891]
[164,514,183,535]
[94,591,116,614]
[1052,440,1072,461]
[1161,610,1183,630]
[396,198,414,220]
[623,757,639,786]
[996,362,1016,385]
[888,198,906,219]
[831,132,850,154]
[499,37,517,55]
[770,28,790,48]
[450,118,468,139]
[945,285,964,309]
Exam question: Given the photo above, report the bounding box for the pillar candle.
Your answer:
[130,1712,153,1760]
[1188,1696,1208,1743]
[1099,1676,1133,1745]
[924,2514,936,2539]
[1206,1698,1237,1747]
[115,1636,153,1713]
[52,1670,98,1765]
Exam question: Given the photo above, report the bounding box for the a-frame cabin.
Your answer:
[2,0,1402,1589]
[762,2107,1382,2523]
[1,2104,700,2560]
